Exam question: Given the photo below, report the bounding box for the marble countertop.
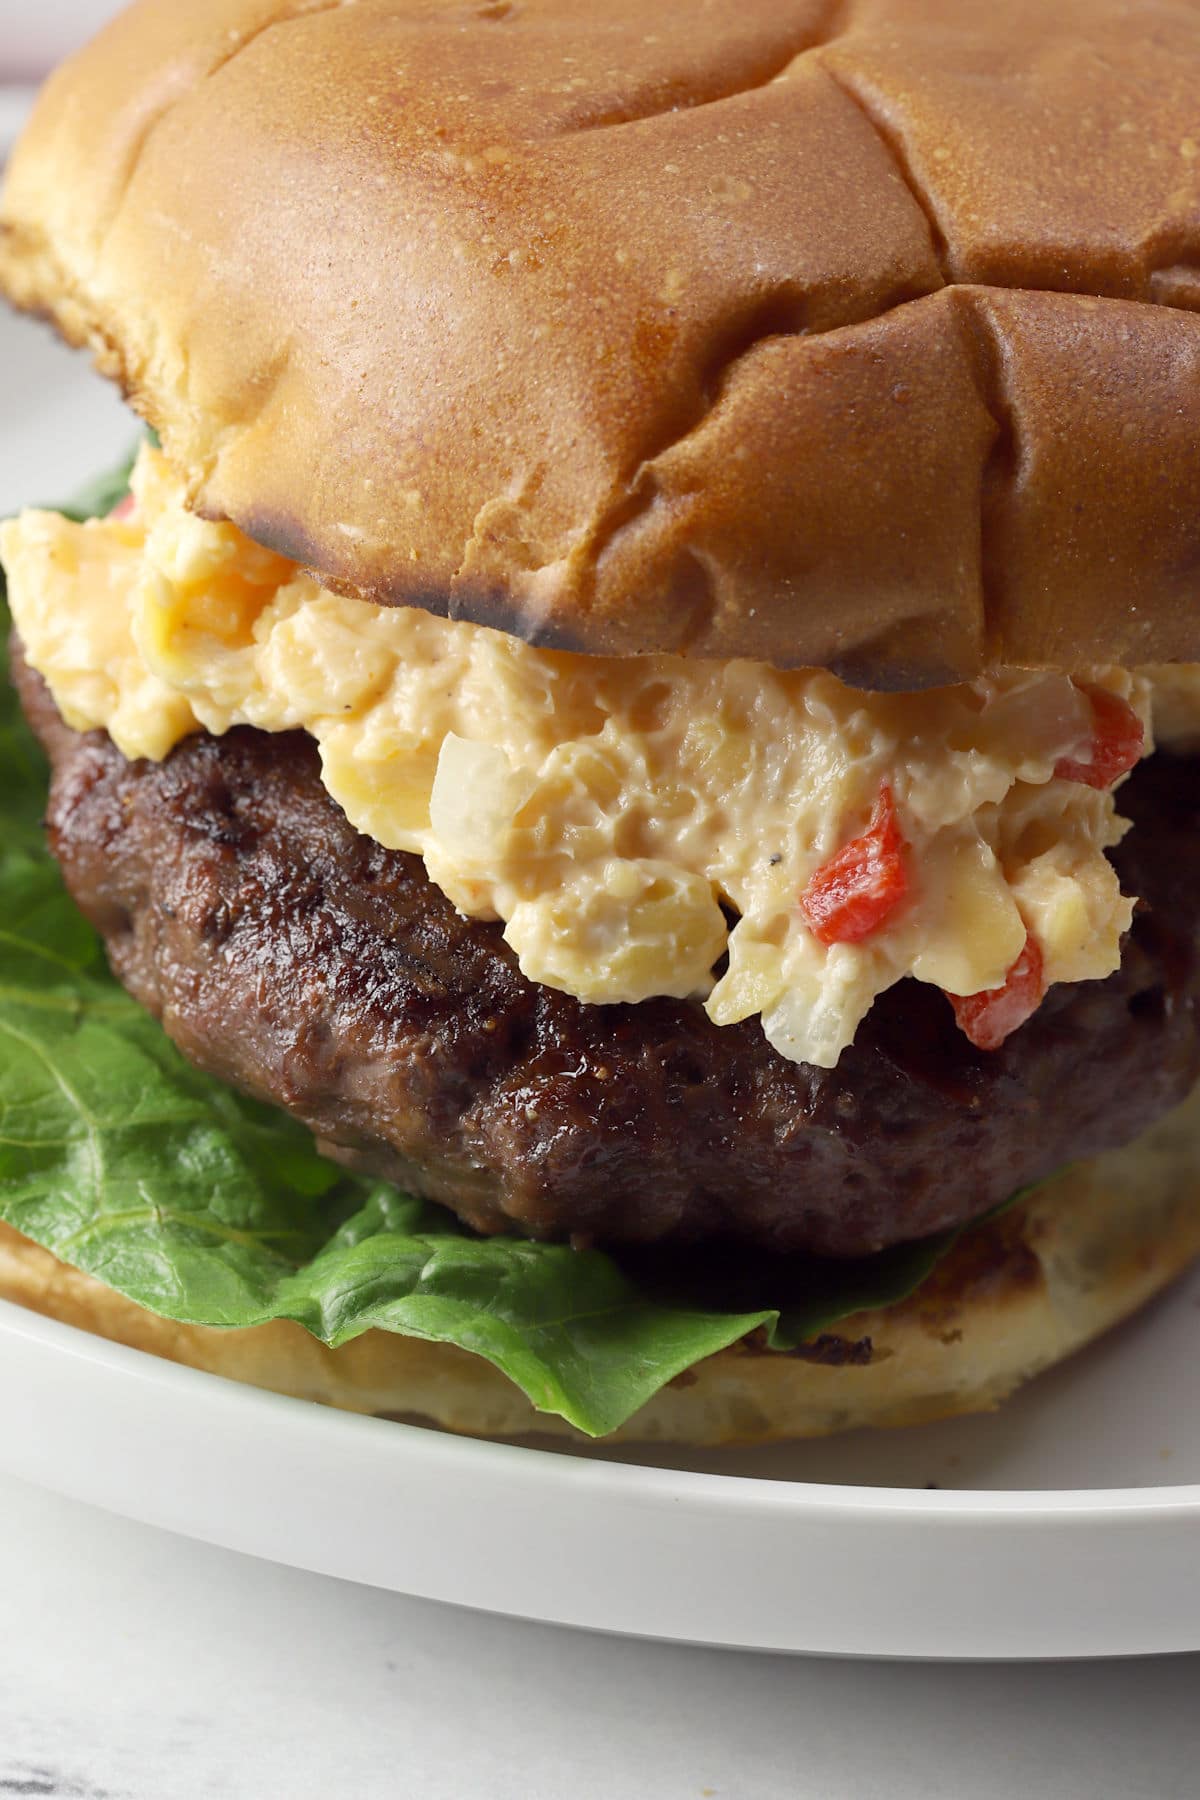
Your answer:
[0,1471,1195,1800]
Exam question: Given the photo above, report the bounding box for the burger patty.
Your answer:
[14,643,1200,1257]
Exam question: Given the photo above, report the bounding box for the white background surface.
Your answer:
[0,1,119,79]
[0,1469,1198,1800]
[2,24,1200,1798]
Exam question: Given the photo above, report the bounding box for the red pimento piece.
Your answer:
[1054,685,1143,790]
[946,935,1047,1053]
[799,783,909,947]
[109,494,136,522]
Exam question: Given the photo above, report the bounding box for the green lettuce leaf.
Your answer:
[0,454,956,1436]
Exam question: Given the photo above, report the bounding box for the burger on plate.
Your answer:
[0,0,1198,1444]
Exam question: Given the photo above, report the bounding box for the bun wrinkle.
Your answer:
[4,0,1200,679]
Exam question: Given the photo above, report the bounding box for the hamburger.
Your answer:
[0,0,1198,1444]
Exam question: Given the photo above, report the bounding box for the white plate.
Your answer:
[2,293,1200,1661]
[0,1294,1199,1660]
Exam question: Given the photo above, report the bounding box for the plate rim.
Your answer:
[2,1294,1198,1520]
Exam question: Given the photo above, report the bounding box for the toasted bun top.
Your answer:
[4,1,1200,682]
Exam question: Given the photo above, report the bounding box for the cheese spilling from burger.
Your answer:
[4,444,1187,1070]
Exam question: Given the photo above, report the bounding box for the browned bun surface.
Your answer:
[5,1,1200,681]
[3,1085,1199,1445]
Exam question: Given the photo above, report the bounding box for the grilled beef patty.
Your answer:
[15,641,1200,1257]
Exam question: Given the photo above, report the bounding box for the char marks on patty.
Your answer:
[13,637,1200,1257]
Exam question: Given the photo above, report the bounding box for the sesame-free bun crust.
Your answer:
[5,1,1200,682]
[2,1086,1198,1446]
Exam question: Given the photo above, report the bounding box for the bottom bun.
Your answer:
[1,1085,1199,1446]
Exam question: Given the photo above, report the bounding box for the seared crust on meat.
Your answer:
[14,639,1200,1257]
[2,1085,1198,1443]
[5,3,1200,678]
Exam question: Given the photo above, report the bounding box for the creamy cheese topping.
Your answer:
[3,446,1192,1068]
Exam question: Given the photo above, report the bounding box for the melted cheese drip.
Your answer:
[3,445,1189,1069]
